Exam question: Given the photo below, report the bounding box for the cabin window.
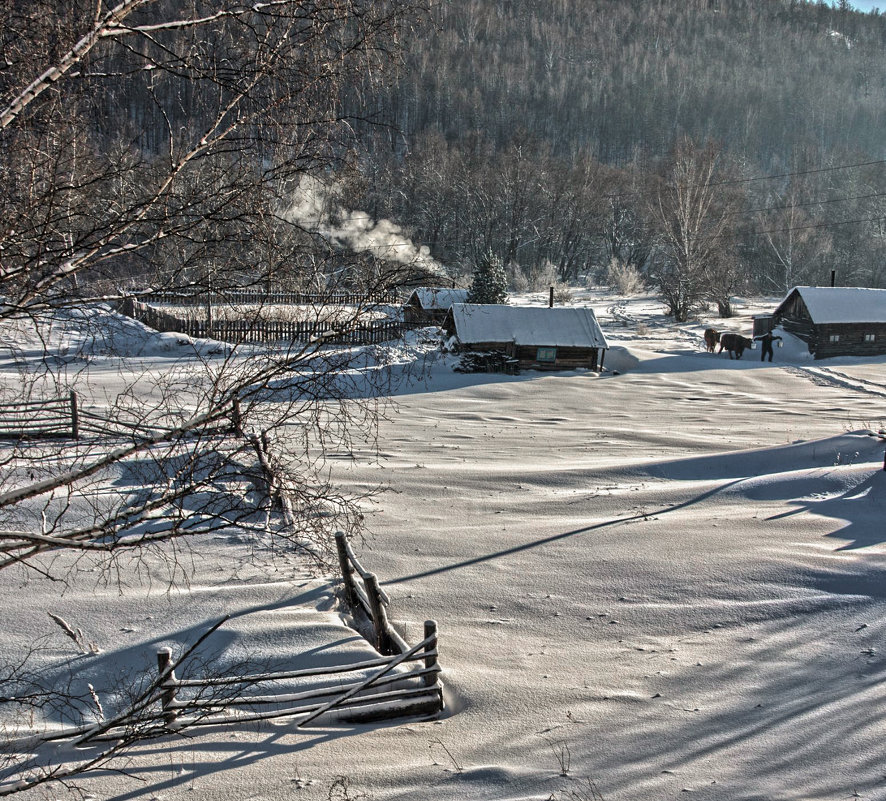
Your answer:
[864,333,876,343]
[536,347,557,362]
[828,334,840,343]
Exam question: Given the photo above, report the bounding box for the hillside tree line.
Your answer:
[349,0,886,314]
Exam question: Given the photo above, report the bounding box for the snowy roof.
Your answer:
[407,287,470,310]
[776,286,886,324]
[448,303,608,348]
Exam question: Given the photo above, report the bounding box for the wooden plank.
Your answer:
[179,684,443,728]
[168,665,440,708]
[173,650,437,687]
[296,632,435,728]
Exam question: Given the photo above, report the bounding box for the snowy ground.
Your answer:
[2,291,885,800]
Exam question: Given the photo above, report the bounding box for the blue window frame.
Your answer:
[537,347,557,362]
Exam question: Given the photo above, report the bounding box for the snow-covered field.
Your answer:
[2,290,885,801]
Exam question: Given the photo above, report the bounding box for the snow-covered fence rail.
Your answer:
[119,298,411,346]
[154,625,442,729]
[0,392,79,440]
[4,614,441,767]
[219,459,444,724]
[137,288,400,306]
[74,408,213,440]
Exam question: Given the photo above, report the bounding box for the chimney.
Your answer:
[831,269,836,287]
[549,286,554,308]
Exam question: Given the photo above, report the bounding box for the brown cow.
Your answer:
[719,332,753,359]
[703,328,720,352]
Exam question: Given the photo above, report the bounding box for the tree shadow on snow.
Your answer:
[25,582,371,728]
[600,611,886,799]
[383,478,744,585]
[101,713,423,801]
[766,470,886,552]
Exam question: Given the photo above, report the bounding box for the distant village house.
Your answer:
[403,287,470,325]
[763,286,886,359]
[444,303,609,371]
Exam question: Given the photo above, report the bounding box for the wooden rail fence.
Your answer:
[0,392,236,442]
[151,522,446,728]
[336,531,408,655]
[141,524,444,732]
[154,621,442,729]
[0,392,79,440]
[10,613,442,754]
[120,298,412,346]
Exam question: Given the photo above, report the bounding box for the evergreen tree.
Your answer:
[467,249,509,304]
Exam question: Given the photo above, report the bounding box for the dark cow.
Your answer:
[703,328,720,353]
[719,332,753,359]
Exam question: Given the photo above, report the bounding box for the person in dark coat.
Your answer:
[754,330,782,362]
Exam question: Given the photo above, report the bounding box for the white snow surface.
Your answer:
[1,290,886,801]
[449,303,609,348]
[778,285,886,324]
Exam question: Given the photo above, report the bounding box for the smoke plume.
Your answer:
[285,176,445,278]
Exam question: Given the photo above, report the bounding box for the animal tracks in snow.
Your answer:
[783,365,886,399]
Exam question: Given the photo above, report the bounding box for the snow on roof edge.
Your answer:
[408,287,470,310]
[776,286,886,324]
[449,303,608,349]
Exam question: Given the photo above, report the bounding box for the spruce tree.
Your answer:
[467,249,508,304]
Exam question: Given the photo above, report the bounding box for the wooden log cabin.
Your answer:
[771,286,886,359]
[403,287,470,325]
[443,303,609,371]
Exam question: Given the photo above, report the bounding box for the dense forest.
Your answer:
[347,0,886,312]
[4,1,885,319]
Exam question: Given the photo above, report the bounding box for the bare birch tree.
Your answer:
[650,137,742,321]
[0,0,429,566]
[0,1,428,792]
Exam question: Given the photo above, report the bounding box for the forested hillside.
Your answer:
[352,0,886,307]
[5,1,884,316]
[385,0,886,164]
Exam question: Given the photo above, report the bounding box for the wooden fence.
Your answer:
[149,526,445,729]
[0,392,80,440]
[136,289,401,306]
[10,613,441,755]
[335,531,410,655]
[154,620,441,729]
[0,391,236,442]
[120,298,412,346]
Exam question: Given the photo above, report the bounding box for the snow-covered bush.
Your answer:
[553,282,573,304]
[605,258,645,295]
[509,265,530,293]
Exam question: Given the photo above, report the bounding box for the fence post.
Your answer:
[156,648,178,726]
[69,391,79,440]
[365,572,392,654]
[335,532,359,610]
[423,620,438,688]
